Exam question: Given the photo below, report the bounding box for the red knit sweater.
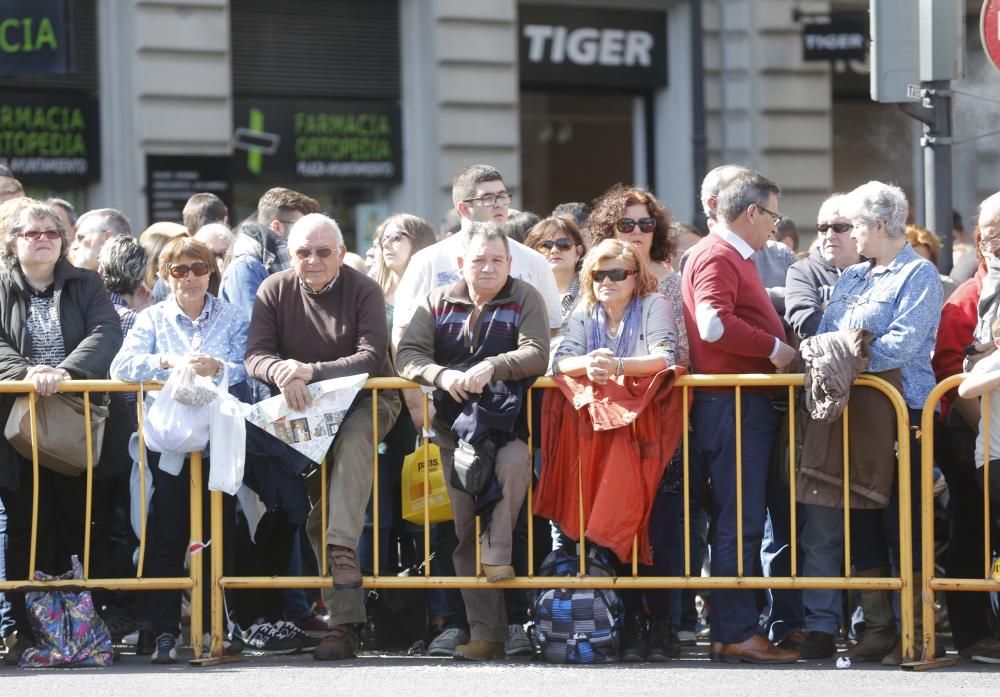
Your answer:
[681,232,785,375]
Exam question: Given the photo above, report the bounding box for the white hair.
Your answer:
[979,191,1000,223]
[288,212,344,248]
[817,193,847,221]
[194,223,234,246]
[843,181,909,238]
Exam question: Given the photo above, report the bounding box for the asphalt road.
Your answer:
[0,648,995,697]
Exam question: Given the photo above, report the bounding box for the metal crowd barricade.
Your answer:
[207,373,917,664]
[912,375,993,670]
[0,380,209,657]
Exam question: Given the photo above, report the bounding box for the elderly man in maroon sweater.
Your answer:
[245,213,400,661]
[681,170,799,664]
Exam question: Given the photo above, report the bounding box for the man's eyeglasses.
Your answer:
[615,217,656,234]
[816,222,852,234]
[463,192,511,207]
[592,268,637,283]
[538,238,576,252]
[18,229,61,241]
[168,262,212,279]
[294,246,335,260]
[756,205,784,227]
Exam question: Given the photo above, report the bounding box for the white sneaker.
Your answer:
[428,627,470,657]
[505,624,533,657]
[677,630,697,646]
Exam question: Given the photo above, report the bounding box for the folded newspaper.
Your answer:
[244,373,369,465]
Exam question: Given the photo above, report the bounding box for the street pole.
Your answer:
[902,80,953,274]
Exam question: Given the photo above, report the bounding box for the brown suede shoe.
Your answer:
[328,545,363,590]
[454,639,505,661]
[313,624,359,661]
[482,564,515,583]
[708,634,800,664]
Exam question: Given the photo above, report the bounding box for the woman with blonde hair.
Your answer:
[554,238,675,379]
[552,237,679,662]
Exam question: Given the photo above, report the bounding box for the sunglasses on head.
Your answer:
[816,222,852,234]
[593,268,637,283]
[168,262,212,279]
[294,246,335,260]
[615,217,656,234]
[538,238,575,252]
[18,229,61,241]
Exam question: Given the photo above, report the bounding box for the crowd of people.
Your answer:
[0,159,997,669]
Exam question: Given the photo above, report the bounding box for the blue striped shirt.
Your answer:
[110,294,248,386]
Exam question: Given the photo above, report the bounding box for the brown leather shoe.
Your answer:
[454,639,505,661]
[777,629,807,652]
[328,545,363,590]
[708,634,800,664]
[482,564,515,583]
[313,624,360,661]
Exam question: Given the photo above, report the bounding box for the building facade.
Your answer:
[1,0,996,254]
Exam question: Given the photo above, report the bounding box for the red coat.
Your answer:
[932,265,984,416]
[533,368,688,565]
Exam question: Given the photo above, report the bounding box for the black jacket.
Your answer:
[784,247,841,341]
[0,259,124,490]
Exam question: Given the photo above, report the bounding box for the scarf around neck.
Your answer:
[587,296,642,357]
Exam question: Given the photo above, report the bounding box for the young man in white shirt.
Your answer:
[392,164,563,348]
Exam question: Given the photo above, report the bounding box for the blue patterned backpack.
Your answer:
[531,545,623,663]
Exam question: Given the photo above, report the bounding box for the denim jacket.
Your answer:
[817,243,942,409]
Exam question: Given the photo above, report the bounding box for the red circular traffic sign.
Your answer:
[983,0,1000,72]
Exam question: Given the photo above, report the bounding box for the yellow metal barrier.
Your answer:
[913,375,993,670]
[0,376,917,666]
[0,380,206,657]
[208,373,917,664]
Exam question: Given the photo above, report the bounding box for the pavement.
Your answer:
[0,644,995,697]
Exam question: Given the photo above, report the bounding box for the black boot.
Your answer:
[620,612,648,662]
[647,617,680,661]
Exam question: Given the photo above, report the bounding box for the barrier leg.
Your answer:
[901,398,959,670]
[191,489,242,666]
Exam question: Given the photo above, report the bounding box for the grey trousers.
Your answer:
[306,392,400,626]
[436,429,531,643]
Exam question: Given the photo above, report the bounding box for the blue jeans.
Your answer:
[692,391,778,644]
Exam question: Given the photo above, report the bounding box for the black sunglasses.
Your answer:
[294,246,335,260]
[592,268,637,283]
[615,217,656,234]
[816,222,852,234]
[538,238,575,252]
[168,262,212,279]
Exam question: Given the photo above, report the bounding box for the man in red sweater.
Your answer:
[682,169,799,664]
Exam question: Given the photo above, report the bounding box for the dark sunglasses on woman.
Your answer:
[538,238,575,252]
[592,268,637,283]
[615,217,656,234]
[168,262,212,279]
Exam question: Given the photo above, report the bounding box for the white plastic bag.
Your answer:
[208,388,247,495]
[144,368,211,458]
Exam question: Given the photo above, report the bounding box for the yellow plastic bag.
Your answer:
[401,442,453,524]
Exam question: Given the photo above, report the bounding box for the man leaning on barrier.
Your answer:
[244,213,400,661]
[396,222,549,661]
[681,170,800,665]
